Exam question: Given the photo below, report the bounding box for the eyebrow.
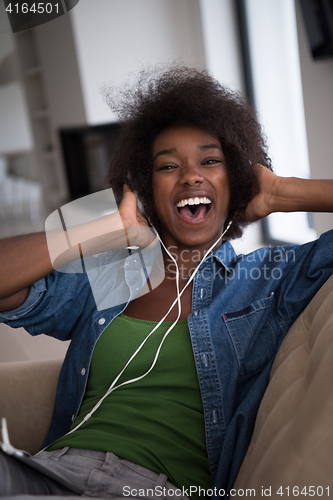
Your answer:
[198,144,223,152]
[153,148,177,161]
[153,144,222,161]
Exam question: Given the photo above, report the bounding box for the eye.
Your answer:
[157,164,178,171]
[202,158,222,166]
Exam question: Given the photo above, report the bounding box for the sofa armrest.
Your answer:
[0,359,62,455]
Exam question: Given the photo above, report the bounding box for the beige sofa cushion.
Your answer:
[233,275,333,497]
[0,359,62,455]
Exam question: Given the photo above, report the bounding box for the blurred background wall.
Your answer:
[0,0,332,362]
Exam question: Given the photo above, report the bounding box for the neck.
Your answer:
[163,253,193,280]
[155,220,232,281]
[160,237,224,280]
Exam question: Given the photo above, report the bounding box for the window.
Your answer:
[237,0,317,244]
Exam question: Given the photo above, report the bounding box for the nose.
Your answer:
[179,161,204,186]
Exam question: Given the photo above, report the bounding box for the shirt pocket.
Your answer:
[223,294,279,379]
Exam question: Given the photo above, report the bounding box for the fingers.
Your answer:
[119,184,145,226]
[120,185,155,247]
[123,183,132,193]
[121,183,137,205]
[121,183,149,224]
[122,183,135,198]
[253,163,264,171]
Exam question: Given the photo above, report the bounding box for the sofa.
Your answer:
[233,273,333,498]
[1,274,333,498]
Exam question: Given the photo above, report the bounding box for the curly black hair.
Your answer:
[105,65,272,240]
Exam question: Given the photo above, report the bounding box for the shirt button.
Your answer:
[201,353,209,367]
[81,368,86,376]
[98,318,105,325]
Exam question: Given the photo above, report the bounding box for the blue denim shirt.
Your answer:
[1,230,333,496]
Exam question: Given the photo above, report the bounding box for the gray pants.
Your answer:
[0,447,188,500]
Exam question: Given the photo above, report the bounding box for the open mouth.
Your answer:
[176,197,212,221]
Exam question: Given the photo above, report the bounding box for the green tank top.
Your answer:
[47,314,212,496]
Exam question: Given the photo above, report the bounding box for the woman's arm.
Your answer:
[0,232,53,309]
[0,185,152,310]
[243,166,333,222]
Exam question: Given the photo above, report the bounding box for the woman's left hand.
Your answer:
[242,165,280,222]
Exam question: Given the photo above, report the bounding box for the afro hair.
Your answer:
[105,65,272,239]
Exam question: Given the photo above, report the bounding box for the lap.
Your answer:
[0,449,75,497]
[0,448,186,500]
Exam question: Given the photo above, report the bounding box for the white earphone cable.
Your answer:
[67,220,232,434]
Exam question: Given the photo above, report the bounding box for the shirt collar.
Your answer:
[209,240,237,273]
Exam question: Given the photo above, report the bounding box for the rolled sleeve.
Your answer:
[0,278,46,322]
[0,250,124,339]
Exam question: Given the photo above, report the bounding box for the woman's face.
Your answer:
[152,126,230,250]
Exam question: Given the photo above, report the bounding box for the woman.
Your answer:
[1,66,333,499]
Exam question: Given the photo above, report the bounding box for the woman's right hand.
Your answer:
[118,184,155,247]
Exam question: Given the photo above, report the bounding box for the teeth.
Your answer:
[176,197,212,208]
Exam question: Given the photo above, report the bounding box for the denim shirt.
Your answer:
[1,230,333,496]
